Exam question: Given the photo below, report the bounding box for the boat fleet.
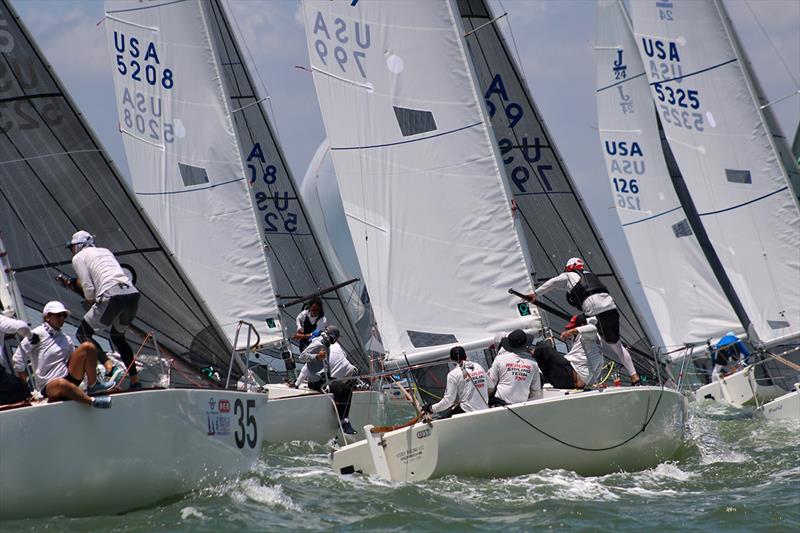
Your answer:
[0,0,797,518]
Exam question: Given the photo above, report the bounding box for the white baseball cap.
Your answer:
[42,301,70,317]
[66,230,94,248]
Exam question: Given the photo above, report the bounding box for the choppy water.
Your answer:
[3,402,798,532]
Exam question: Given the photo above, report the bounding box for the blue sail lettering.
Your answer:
[247,142,266,163]
[334,18,348,44]
[520,137,542,164]
[113,31,125,53]
[484,73,509,102]
[354,22,370,49]
[143,42,160,64]
[313,12,331,39]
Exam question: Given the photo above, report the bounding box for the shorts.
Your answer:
[41,373,82,398]
[595,309,621,344]
[83,284,140,333]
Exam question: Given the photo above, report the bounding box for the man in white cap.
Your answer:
[487,329,542,406]
[524,257,641,386]
[0,313,32,404]
[12,301,113,408]
[61,230,141,388]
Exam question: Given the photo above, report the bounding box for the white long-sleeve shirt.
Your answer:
[564,324,604,385]
[0,315,30,374]
[13,323,73,387]
[534,272,615,316]
[297,337,328,383]
[488,351,542,404]
[72,246,131,301]
[326,343,356,380]
[294,309,327,335]
[431,361,488,414]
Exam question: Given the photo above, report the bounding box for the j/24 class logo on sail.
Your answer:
[113,31,174,90]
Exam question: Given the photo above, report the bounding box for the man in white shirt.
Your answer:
[0,313,32,404]
[524,257,641,385]
[488,329,542,406]
[561,314,605,387]
[61,231,140,388]
[13,301,112,408]
[326,340,358,434]
[295,325,340,391]
[422,347,488,416]
[294,297,327,352]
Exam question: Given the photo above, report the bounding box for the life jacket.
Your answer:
[566,271,608,310]
[298,309,325,351]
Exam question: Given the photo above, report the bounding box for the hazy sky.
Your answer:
[11,0,800,338]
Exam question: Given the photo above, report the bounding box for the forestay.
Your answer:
[0,0,232,383]
[104,0,281,349]
[595,0,741,347]
[301,0,540,362]
[457,0,655,357]
[631,0,800,346]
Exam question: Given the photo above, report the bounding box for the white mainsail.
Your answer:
[630,0,800,347]
[104,0,281,348]
[595,0,741,348]
[301,0,540,362]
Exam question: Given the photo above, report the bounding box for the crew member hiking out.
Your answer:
[421,346,488,417]
[711,331,750,382]
[524,257,641,386]
[326,341,359,435]
[60,231,141,388]
[295,325,340,392]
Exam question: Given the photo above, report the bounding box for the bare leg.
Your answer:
[45,378,93,405]
[573,370,586,389]
[68,342,99,387]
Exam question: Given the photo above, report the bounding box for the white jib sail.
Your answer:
[104,0,282,348]
[300,0,540,362]
[630,0,800,346]
[595,0,741,348]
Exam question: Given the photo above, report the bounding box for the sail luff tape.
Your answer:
[105,14,159,33]
[462,12,508,38]
[310,67,374,92]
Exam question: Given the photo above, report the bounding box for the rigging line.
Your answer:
[495,0,527,86]
[467,14,647,346]
[595,71,647,94]
[743,0,799,89]
[208,5,365,362]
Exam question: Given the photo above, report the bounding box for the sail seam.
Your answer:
[648,58,738,86]
[135,177,245,195]
[106,0,189,15]
[596,71,647,93]
[622,206,683,227]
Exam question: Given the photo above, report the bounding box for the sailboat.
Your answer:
[625,0,800,417]
[0,0,269,519]
[102,0,384,443]
[300,0,686,481]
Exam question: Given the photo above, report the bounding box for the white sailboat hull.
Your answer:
[695,366,786,407]
[332,387,687,481]
[760,384,800,422]
[262,386,385,443]
[0,389,266,519]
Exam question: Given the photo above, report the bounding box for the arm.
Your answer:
[72,254,95,301]
[525,273,569,301]
[12,337,34,381]
[431,372,458,413]
[0,315,30,337]
[736,341,751,363]
[487,359,499,395]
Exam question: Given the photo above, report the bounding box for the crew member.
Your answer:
[524,257,641,385]
[711,331,750,382]
[61,231,140,388]
[294,297,327,352]
[326,341,358,435]
[296,325,340,392]
[422,346,488,417]
[487,329,542,406]
[0,313,32,404]
[561,314,605,387]
[12,301,113,408]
